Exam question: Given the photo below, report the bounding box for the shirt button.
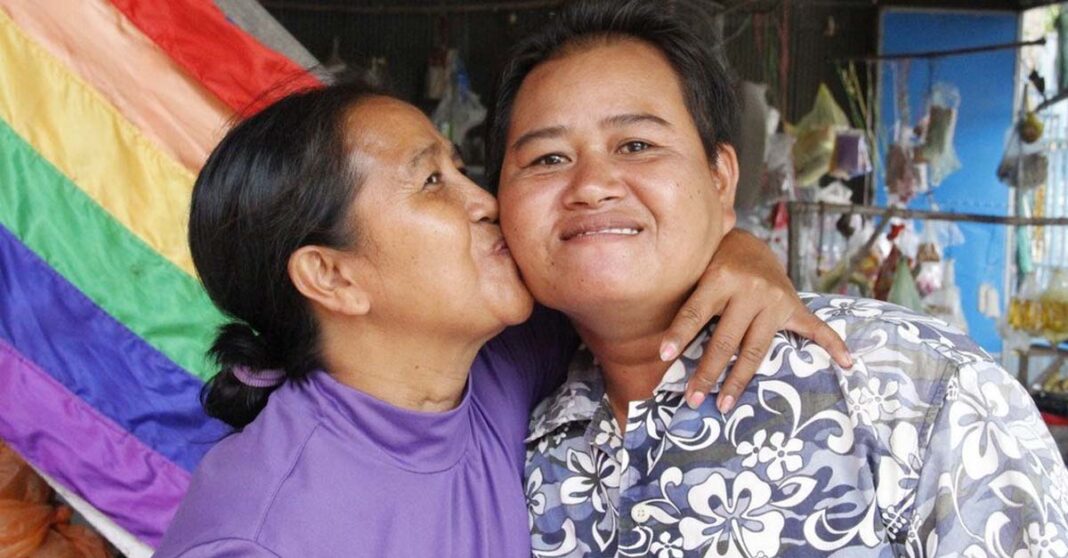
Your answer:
[632,505,650,523]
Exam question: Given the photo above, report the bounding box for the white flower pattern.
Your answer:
[526,295,1068,557]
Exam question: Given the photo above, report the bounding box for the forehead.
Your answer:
[345,97,446,160]
[509,39,690,131]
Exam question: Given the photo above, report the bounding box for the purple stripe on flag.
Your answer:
[0,339,189,547]
[0,224,226,471]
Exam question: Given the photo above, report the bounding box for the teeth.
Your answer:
[576,227,639,238]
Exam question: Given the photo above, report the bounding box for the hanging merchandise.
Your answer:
[997,126,1049,191]
[425,16,449,100]
[1008,273,1044,336]
[886,143,927,201]
[365,57,389,88]
[873,223,907,301]
[1018,91,1045,144]
[766,200,791,267]
[760,132,796,203]
[323,37,347,77]
[829,130,872,180]
[790,84,850,187]
[425,47,448,100]
[888,255,925,313]
[1041,269,1068,345]
[886,61,927,202]
[923,260,967,332]
[917,82,961,186]
[914,222,943,297]
[431,49,487,145]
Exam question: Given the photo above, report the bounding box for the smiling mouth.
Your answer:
[569,227,641,239]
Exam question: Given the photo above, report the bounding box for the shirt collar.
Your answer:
[525,326,724,443]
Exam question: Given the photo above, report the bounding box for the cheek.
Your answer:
[499,188,544,244]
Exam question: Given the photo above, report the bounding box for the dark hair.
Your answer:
[190,81,384,428]
[486,0,739,188]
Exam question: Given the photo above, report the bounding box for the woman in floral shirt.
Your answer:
[491,1,1068,556]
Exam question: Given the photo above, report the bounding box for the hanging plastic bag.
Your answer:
[914,220,944,296]
[923,260,967,332]
[997,127,1048,190]
[791,84,850,187]
[1041,269,1068,345]
[759,133,796,203]
[917,83,961,185]
[431,50,487,145]
[886,143,928,202]
[888,257,924,313]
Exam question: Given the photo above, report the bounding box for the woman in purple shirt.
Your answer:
[153,82,847,557]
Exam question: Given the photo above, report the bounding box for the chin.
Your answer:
[503,296,536,325]
[536,275,648,315]
[487,283,536,327]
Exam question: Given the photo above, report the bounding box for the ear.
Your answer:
[288,246,371,317]
[710,144,739,233]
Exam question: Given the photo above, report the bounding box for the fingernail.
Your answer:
[845,354,855,368]
[688,391,705,409]
[660,342,678,362]
[717,394,735,414]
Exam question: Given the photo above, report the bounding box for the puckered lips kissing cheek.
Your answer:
[491,236,512,257]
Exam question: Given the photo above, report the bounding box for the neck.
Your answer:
[318,318,489,413]
[569,295,687,426]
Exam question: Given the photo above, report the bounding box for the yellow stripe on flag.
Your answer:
[0,0,233,173]
[0,8,196,276]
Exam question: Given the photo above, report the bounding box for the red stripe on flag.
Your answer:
[107,0,322,115]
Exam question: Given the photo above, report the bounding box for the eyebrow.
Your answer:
[508,113,672,152]
[509,125,567,153]
[601,112,672,130]
[408,142,441,171]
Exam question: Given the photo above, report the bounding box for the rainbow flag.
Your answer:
[0,0,320,551]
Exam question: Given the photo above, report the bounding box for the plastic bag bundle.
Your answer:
[918,83,961,185]
[791,84,850,187]
[0,443,110,558]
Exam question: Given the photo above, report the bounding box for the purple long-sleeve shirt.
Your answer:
[153,308,575,557]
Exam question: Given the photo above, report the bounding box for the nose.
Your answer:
[562,154,626,209]
[463,176,499,224]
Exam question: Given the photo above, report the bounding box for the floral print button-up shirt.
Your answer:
[525,295,1068,557]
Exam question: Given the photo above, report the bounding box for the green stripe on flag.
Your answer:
[0,119,222,380]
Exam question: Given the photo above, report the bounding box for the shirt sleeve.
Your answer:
[905,358,1068,557]
[482,304,579,411]
[155,538,281,558]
